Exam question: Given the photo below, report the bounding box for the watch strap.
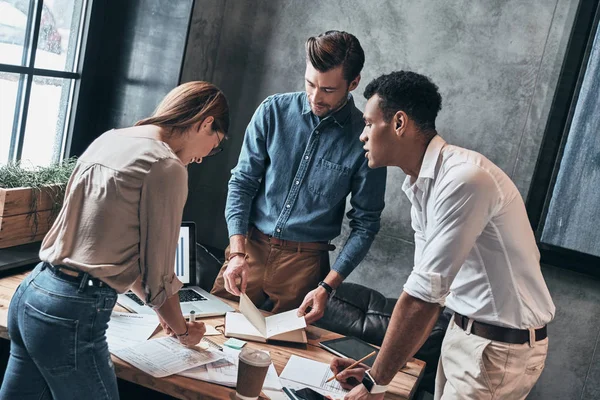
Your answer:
[318,281,334,296]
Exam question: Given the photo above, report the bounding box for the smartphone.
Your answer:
[283,387,328,400]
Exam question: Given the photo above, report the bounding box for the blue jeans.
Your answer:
[0,262,119,400]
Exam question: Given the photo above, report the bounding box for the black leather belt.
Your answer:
[44,262,106,288]
[454,313,547,345]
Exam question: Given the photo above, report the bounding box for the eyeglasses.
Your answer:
[205,131,225,157]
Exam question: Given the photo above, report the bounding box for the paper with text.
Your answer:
[106,312,159,352]
[178,347,281,390]
[280,355,348,399]
[239,293,306,338]
[112,336,222,377]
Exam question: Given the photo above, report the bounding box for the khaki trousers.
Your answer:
[210,234,330,313]
[434,317,549,400]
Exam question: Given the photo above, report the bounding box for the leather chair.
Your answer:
[314,282,451,395]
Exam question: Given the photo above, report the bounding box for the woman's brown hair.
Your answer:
[136,81,229,136]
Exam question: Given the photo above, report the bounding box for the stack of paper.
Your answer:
[112,336,223,378]
[178,346,282,391]
[225,293,307,343]
[279,355,349,400]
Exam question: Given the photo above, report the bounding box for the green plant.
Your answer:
[0,158,77,238]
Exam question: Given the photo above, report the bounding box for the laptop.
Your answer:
[117,222,234,318]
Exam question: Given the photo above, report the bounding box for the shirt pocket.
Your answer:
[308,158,352,201]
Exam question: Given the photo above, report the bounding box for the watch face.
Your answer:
[362,373,375,392]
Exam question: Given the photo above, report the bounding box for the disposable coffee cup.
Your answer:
[235,347,271,400]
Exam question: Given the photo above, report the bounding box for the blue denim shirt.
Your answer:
[226,92,387,277]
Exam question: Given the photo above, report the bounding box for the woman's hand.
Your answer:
[177,321,206,347]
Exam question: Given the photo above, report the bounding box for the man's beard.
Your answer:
[312,91,349,117]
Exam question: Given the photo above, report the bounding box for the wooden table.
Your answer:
[0,270,425,399]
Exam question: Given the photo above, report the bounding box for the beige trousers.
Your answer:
[210,235,330,313]
[434,317,548,400]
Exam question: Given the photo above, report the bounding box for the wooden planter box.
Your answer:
[0,186,64,249]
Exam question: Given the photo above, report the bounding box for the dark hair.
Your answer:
[305,30,365,82]
[364,71,442,131]
[136,81,230,136]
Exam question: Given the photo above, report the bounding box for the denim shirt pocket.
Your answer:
[308,158,352,202]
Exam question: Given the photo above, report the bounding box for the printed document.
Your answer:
[106,312,159,352]
[112,336,223,378]
[178,346,282,390]
[280,355,348,400]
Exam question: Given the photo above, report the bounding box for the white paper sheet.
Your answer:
[106,312,159,352]
[280,355,348,399]
[112,336,223,378]
[178,347,282,391]
[203,324,221,336]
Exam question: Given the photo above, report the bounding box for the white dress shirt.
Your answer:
[403,135,555,329]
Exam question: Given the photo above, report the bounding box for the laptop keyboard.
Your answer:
[179,289,208,303]
[125,289,208,305]
[125,292,145,306]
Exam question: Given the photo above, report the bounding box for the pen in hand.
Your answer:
[189,310,196,323]
[326,351,377,383]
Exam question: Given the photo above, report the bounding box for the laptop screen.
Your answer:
[175,225,191,285]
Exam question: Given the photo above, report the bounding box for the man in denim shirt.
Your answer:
[211,31,387,324]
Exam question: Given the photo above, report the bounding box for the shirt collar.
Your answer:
[417,134,446,180]
[302,92,354,128]
[402,134,446,195]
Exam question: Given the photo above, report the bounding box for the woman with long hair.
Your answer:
[0,81,230,400]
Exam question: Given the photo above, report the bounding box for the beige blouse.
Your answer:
[40,129,187,308]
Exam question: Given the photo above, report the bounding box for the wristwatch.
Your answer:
[318,281,335,298]
[362,370,388,394]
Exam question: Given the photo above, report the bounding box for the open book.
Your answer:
[224,293,307,343]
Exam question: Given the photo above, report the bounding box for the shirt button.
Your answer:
[295,180,300,185]
[305,156,309,160]
[276,228,281,233]
[286,204,291,208]
[315,130,320,134]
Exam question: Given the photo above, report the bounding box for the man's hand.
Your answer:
[223,254,249,296]
[297,286,329,324]
[343,384,384,400]
[330,357,369,390]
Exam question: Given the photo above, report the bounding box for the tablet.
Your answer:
[319,336,379,367]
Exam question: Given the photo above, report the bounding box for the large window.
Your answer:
[0,0,87,166]
[527,0,600,276]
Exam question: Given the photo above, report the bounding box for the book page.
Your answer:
[225,312,264,339]
[239,293,267,337]
[265,309,306,338]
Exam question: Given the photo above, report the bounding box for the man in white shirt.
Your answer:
[330,71,555,400]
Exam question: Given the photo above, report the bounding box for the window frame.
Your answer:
[526,0,600,277]
[0,0,90,163]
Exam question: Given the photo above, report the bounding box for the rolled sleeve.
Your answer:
[225,97,271,237]
[332,160,387,277]
[139,158,187,308]
[403,164,500,304]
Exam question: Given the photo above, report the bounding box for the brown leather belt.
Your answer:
[454,313,547,345]
[249,226,335,252]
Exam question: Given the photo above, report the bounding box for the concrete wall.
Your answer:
[181,0,577,289]
[179,1,600,399]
